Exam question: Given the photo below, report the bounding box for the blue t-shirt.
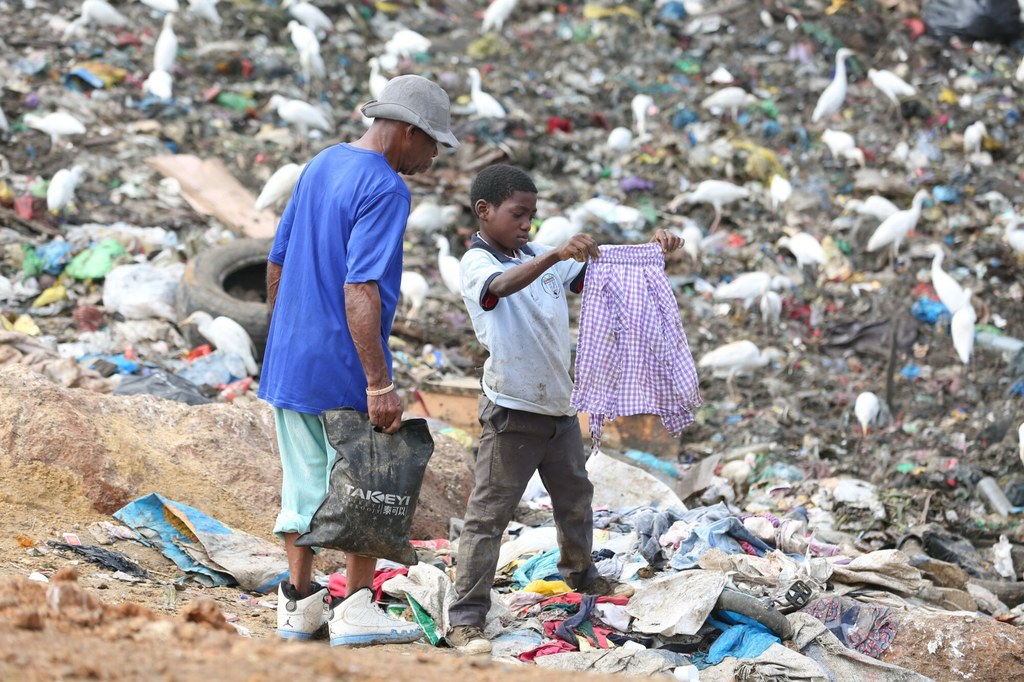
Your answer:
[257,144,410,414]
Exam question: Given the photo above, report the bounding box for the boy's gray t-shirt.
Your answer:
[460,235,585,416]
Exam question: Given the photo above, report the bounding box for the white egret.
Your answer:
[140,0,179,12]
[854,391,881,436]
[777,231,826,269]
[713,271,777,305]
[385,29,431,59]
[407,202,460,233]
[846,195,899,222]
[143,69,173,100]
[1018,422,1024,468]
[631,94,656,139]
[867,69,915,104]
[367,58,387,100]
[482,0,518,33]
[534,209,586,247]
[678,221,704,261]
[284,0,332,36]
[468,68,506,119]
[24,112,86,150]
[963,121,986,155]
[698,340,783,397]
[267,94,332,140]
[927,244,966,316]
[63,0,128,40]
[255,162,305,212]
[769,175,791,212]
[400,271,429,319]
[821,129,864,166]
[181,311,258,376]
[707,66,735,84]
[701,86,757,120]
[1018,57,1024,83]
[47,165,85,214]
[187,0,221,25]
[1004,216,1024,257]
[0,105,9,133]
[812,48,855,123]
[288,20,326,86]
[606,126,633,153]
[675,180,749,232]
[434,236,462,296]
[759,290,781,331]
[153,13,178,74]
[951,289,976,366]
[866,190,928,261]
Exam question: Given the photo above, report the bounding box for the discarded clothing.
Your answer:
[571,243,701,451]
[512,547,562,587]
[533,647,685,675]
[669,517,774,570]
[330,567,408,602]
[553,595,613,647]
[702,611,781,666]
[802,596,898,659]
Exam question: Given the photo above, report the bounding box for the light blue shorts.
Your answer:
[272,407,335,539]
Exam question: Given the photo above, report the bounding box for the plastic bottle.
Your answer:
[975,332,1023,354]
[976,477,1012,516]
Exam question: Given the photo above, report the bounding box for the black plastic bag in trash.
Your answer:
[923,0,1024,42]
[47,541,149,579]
[295,409,434,565]
[114,369,214,405]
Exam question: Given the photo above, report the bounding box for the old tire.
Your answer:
[175,239,272,359]
[715,589,793,640]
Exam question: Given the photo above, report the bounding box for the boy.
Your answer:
[447,164,681,654]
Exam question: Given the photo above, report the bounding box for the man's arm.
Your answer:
[345,281,402,433]
[266,260,283,315]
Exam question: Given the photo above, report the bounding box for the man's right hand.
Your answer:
[368,391,403,434]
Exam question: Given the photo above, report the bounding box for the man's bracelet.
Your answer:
[365,382,395,396]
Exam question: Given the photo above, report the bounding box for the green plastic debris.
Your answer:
[29,177,49,199]
[406,594,442,646]
[63,238,127,280]
[675,58,701,75]
[21,244,44,279]
[836,239,852,255]
[896,462,916,474]
[215,91,255,111]
[759,100,778,120]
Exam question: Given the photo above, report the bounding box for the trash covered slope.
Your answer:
[0,0,1023,679]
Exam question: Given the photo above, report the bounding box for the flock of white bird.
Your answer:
[6,0,1023,436]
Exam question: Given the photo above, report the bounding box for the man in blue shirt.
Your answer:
[258,75,458,647]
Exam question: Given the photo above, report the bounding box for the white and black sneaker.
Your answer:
[328,587,422,647]
[276,582,329,641]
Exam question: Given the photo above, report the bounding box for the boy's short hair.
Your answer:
[470,164,537,216]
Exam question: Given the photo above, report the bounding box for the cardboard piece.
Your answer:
[145,154,277,238]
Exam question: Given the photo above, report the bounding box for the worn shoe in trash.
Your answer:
[581,576,635,598]
[445,625,492,655]
[328,587,423,647]
[277,582,330,640]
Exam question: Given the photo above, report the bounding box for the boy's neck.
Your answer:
[477,231,517,258]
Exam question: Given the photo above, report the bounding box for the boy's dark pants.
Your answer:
[448,397,598,629]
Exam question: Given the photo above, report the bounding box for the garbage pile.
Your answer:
[1,0,1024,678]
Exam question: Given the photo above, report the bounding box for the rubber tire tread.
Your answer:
[175,238,272,359]
[715,589,794,640]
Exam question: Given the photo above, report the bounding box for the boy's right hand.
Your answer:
[558,234,599,263]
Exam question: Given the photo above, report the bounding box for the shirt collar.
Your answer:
[470,232,535,263]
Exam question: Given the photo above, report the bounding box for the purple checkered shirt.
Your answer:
[570,243,702,451]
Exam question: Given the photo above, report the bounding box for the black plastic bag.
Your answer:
[295,409,434,565]
[924,0,1024,42]
[114,369,213,405]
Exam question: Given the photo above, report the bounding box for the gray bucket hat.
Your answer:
[361,75,460,149]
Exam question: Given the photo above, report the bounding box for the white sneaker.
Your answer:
[328,587,423,647]
[276,582,329,640]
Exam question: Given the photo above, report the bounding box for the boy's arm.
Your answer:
[487,234,599,299]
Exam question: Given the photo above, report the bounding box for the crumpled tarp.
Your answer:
[381,562,457,638]
[626,569,727,636]
[113,493,288,592]
[829,549,927,595]
[532,647,685,675]
[586,450,686,511]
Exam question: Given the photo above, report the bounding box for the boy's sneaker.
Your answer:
[581,576,635,598]
[277,582,330,640]
[328,587,423,647]
[445,625,492,655]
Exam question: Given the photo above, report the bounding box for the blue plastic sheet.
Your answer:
[114,493,288,592]
[692,611,780,668]
[911,296,950,325]
[36,240,75,275]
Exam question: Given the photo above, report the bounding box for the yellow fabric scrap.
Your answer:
[522,579,571,595]
[12,314,40,336]
[938,88,959,105]
[582,5,642,20]
[32,283,66,308]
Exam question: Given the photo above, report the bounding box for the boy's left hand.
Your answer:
[650,229,683,254]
